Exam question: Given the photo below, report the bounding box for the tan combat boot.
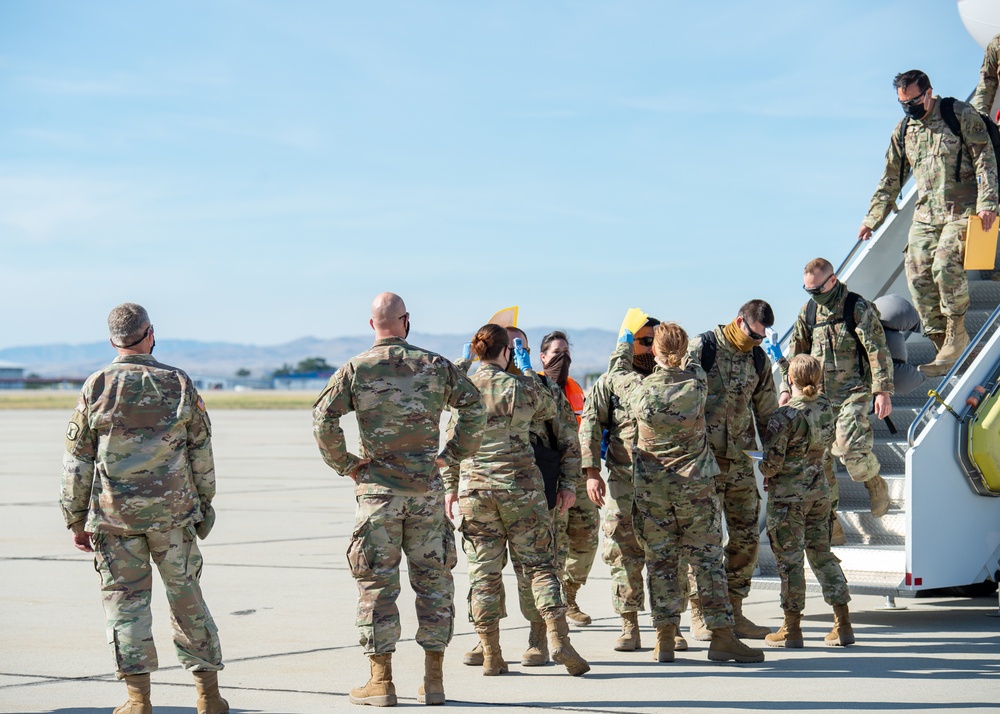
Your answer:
[349,653,397,707]
[478,626,508,676]
[653,624,676,663]
[614,611,641,651]
[521,621,549,666]
[193,671,229,714]
[462,641,484,666]
[687,596,713,641]
[864,474,890,518]
[919,326,963,377]
[764,611,804,648]
[564,582,592,626]
[707,627,765,663]
[674,630,689,651]
[824,604,856,646]
[113,673,152,714]
[831,512,847,546]
[417,650,445,705]
[731,596,771,639]
[547,616,591,676]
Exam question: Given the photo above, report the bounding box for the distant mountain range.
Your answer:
[0,327,620,380]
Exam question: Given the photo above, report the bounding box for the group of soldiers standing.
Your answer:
[58,36,1000,713]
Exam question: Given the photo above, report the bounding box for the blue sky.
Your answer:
[0,1,992,349]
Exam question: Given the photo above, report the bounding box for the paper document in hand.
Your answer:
[964,215,998,270]
[743,450,764,461]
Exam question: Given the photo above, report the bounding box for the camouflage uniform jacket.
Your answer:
[687,325,778,463]
[863,96,999,230]
[579,370,638,481]
[972,34,1000,116]
[609,343,719,481]
[785,285,894,406]
[759,393,835,502]
[454,358,580,493]
[60,354,214,535]
[313,337,485,496]
[442,363,558,493]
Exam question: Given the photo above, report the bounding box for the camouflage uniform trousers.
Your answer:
[601,471,646,614]
[458,489,566,630]
[553,476,600,587]
[711,455,761,600]
[93,525,222,677]
[829,391,880,486]
[347,493,457,655]
[766,496,851,612]
[632,456,734,629]
[905,219,971,336]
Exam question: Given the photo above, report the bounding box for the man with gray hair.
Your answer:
[61,303,228,714]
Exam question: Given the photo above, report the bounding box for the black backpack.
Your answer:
[698,330,767,379]
[804,292,868,379]
[898,97,1000,187]
[530,375,561,510]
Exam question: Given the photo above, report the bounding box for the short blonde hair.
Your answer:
[653,322,687,367]
[804,257,834,275]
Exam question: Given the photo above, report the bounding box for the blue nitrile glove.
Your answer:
[764,329,783,362]
[513,338,532,372]
[618,330,633,345]
[462,342,472,360]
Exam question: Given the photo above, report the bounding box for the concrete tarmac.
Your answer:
[2,409,998,713]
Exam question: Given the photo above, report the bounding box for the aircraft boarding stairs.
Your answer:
[754,181,1000,604]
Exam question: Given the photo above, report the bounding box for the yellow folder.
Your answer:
[964,215,999,270]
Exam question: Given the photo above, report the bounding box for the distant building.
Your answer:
[272,371,335,391]
[0,361,25,389]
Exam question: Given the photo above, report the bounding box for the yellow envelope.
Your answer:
[487,306,518,328]
[618,308,649,338]
[964,215,998,270]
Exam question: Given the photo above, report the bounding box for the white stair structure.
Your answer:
[754,143,1000,603]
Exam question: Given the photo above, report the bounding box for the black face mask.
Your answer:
[903,100,928,120]
[150,338,155,355]
[403,318,410,339]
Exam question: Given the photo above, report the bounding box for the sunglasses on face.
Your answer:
[898,91,927,108]
[804,274,834,295]
[635,336,654,347]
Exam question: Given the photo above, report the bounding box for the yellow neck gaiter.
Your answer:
[722,319,756,353]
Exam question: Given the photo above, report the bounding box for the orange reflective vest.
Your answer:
[564,377,585,426]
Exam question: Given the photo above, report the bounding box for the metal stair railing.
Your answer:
[908,302,1000,447]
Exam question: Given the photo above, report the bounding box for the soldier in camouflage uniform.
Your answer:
[684,300,778,641]
[537,330,598,627]
[971,34,1000,281]
[761,355,854,649]
[313,293,486,707]
[972,33,1000,117]
[60,303,229,714]
[784,259,895,522]
[859,69,998,376]
[582,316,689,653]
[608,323,764,665]
[454,327,580,668]
[443,324,589,678]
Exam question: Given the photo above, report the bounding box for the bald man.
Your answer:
[314,293,486,707]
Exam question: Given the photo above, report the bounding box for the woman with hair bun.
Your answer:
[442,323,590,678]
[760,354,854,648]
[609,321,765,665]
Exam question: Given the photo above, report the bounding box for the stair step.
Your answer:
[756,546,905,591]
[835,474,905,511]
